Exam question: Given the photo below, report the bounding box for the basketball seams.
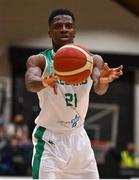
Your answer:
[54,57,86,71]
[58,44,92,63]
[54,44,93,76]
[54,61,93,76]
[54,47,87,71]
[54,44,94,84]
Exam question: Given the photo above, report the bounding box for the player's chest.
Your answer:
[57,79,92,94]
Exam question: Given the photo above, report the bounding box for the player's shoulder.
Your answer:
[90,54,104,70]
[89,52,103,61]
[27,48,53,64]
[26,53,45,68]
[92,54,103,61]
[27,54,44,62]
[92,54,104,65]
[40,48,53,57]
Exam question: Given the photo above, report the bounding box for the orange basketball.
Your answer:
[53,44,93,84]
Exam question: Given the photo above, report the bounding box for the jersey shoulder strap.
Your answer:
[40,49,54,77]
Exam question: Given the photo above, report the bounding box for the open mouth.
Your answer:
[60,35,70,41]
[60,37,69,41]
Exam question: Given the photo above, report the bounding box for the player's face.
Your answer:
[48,15,76,50]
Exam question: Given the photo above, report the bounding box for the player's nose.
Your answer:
[61,25,68,32]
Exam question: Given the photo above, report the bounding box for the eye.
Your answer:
[54,24,62,30]
[66,23,73,29]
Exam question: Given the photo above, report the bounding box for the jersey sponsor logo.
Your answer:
[57,114,80,128]
[57,80,87,86]
[70,114,80,127]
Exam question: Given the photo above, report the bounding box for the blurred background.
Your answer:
[1,0,139,178]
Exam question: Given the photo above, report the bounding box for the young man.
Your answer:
[25,9,123,179]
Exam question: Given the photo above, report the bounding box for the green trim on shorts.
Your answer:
[32,126,46,179]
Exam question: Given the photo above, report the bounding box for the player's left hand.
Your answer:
[99,63,123,84]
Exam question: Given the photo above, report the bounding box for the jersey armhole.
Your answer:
[39,54,48,78]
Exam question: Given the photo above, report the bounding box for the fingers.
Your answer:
[111,70,123,80]
[119,70,123,76]
[119,65,123,69]
[113,65,123,71]
[103,63,110,71]
[114,70,123,76]
[104,63,123,72]
[100,72,122,84]
[104,63,108,66]
[100,63,123,84]
[112,65,123,76]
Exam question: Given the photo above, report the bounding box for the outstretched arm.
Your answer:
[91,55,123,95]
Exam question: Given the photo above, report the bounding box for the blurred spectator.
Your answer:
[119,142,139,178]
[5,113,33,176]
[0,113,4,126]
[0,116,13,175]
[2,134,32,176]
[120,142,139,168]
[7,113,29,140]
[96,141,121,179]
[19,130,33,176]
[103,146,121,178]
[8,135,28,176]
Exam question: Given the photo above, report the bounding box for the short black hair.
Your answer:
[48,8,75,26]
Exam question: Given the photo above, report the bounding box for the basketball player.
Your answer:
[25,9,123,179]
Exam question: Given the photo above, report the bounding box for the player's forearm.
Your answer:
[26,77,44,93]
[93,81,109,95]
[25,66,45,92]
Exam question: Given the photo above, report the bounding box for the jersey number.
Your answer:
[65,93,77,107]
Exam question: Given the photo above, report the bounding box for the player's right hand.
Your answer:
[99,63,123,84]
[42,74,58,94]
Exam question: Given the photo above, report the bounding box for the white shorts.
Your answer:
[32,126,99,179]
